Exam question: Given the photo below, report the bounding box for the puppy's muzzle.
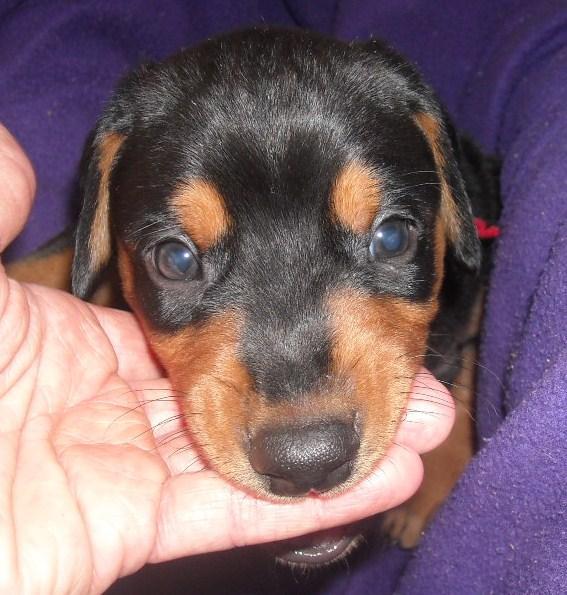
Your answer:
[249,419,360,496]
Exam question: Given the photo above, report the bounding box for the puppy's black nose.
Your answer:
[249,420,359,496]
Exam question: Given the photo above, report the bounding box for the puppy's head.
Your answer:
[73,29,479,502]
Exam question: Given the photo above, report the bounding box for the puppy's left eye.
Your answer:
[154,241,201,281]
[369,219,416,260]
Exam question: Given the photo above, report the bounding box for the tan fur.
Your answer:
[7,133,124,305]
[414,113,461,243]
[116,246,260,489]
[149,312,263,491]
[328,291,439,485]
[6,246,73,291]
[330,162,381,234]
[89,133,124,273]
[7,123,470,528]
[113,236,440,500]
[109,201,449,502]
[116,241,137,306]
[6,244,117,306]
[173,180,231,251]
[139,290,439,498]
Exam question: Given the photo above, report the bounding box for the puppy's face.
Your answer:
[74,30,479,503]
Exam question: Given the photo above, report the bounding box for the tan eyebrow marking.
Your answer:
[172,179,231,251]
[330,162,382,234]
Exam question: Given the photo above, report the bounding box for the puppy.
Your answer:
[10,28,500,566]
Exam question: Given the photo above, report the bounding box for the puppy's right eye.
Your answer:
[154,241,201,281]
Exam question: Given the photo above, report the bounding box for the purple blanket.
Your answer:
[2,1,565,592]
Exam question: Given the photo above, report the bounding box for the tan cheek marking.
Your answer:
[413,113,460,243]
[328,290,438,481]
[173,180,231,251]
[148,312,267,491]
[114,244,262,492]
[331,162,381,234]
[89,133,125,272]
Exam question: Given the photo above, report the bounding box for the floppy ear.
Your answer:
[71,130,125,298]
[413,111,481,272]
[355,39,481,271]
[71,62,178,299]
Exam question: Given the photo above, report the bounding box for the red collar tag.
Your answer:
[474,217,501,240]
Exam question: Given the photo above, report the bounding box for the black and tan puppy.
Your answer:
[11,28,500,566]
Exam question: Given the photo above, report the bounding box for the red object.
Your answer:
[474,217,501,240]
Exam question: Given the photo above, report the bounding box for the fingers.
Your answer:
[0,124,36,252]
[151,443,423,562]
[395,367,455,454]
[89,304,164,381]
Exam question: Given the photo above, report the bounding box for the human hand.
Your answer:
[0,124,455,594]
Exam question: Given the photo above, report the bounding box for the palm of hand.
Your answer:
[1,278,190,592]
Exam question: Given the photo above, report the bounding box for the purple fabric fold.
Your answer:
[1,1,565,592]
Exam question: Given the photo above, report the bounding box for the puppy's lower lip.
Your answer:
[272,526,358,567]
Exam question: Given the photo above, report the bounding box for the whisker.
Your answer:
[405,393,455,408]
[132,414,190,442]
[151,429,192,451]
[396,374,469,394]
[168,443,196,458]
[112,395,182,421]
[404,408,446,418]
[181,456,206,473]
[399,170,439,176]
[388,181,442,193]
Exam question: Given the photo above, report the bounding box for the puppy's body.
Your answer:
[8,28,499,566]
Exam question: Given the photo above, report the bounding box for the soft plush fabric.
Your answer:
[1,1,565,593]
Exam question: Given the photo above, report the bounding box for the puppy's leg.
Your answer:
[5,232,118,306]
[5,233,73,292]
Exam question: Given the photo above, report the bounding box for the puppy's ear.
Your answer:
[72,62,173,299]
[71,130,125,298]
[413,111,481,272]
[356,39,481,271]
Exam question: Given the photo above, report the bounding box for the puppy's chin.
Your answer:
[269,524,365,568]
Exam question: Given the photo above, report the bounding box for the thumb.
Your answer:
[0,124,36,253]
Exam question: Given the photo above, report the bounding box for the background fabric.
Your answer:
[1,1,565,593]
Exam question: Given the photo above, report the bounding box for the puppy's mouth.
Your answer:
[270,524,363,567]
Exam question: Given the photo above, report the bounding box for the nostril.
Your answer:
[249,419,360,496]
[317,459,352,492]
[267,476,308,497]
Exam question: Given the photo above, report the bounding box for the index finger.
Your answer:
[396,367,455,453]
[150,444,423,562]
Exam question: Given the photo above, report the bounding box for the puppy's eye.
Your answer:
[369,219,416,260]
[154,241,201,280]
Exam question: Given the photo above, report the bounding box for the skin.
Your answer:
[0,124,455,594]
